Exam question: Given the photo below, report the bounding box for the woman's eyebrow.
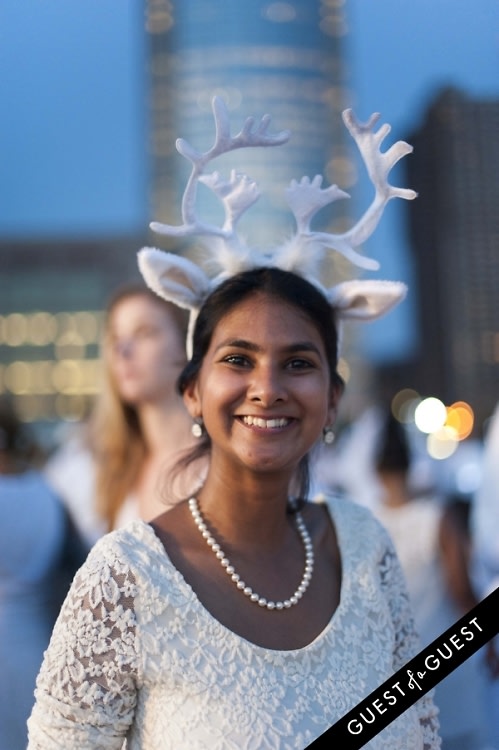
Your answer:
[285,342,321,355]
[214,339,321,355]
[214,338,260,353]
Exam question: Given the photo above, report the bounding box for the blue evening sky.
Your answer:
[0,1,148,237]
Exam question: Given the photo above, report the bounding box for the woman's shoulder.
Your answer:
[314,491,386,526]
[88,520,163,569]
[84,520,183,592]
[311,492,394,551]
[73,520,195,623]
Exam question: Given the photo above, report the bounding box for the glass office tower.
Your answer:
[147,0,353,249]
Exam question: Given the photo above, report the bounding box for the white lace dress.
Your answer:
[374,498,488,747]
[27,496,440,749]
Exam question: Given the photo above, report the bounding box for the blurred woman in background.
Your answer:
[45,284,200,545]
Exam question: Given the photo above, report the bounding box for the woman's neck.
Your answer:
[195,464,295,551]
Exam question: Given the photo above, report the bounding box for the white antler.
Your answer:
[139,102,416,343]
[150,96,290,248]
[284,109,417,272]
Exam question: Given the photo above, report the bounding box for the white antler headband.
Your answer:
[138,96,416,357]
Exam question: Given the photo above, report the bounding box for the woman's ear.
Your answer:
[182,378,202,421]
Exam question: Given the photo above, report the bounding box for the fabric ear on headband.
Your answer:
[327,280,408,321]
[138,248,211,311]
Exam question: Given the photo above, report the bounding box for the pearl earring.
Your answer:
[191,419,204,439]
[322,425,335,445]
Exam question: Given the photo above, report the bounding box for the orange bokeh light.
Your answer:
[445,401,474,440]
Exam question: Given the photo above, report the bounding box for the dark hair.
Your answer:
[175,267,344,500]
[375,411,410,474]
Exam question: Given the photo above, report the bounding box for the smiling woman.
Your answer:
[27,269,441,750]
[27,100,441,749]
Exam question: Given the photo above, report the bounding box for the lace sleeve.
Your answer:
[379,536,442,750]
[27,542,140,749]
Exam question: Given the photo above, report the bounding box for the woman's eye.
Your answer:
[223,354,250,367]
[287,358,314,370]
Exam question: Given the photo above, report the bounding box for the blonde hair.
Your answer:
[88,285,188,531]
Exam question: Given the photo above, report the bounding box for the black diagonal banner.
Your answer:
[305,586,499,749]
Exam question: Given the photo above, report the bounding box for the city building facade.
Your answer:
[388,88,499,433]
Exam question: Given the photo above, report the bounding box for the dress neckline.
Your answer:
[135,495,351,655]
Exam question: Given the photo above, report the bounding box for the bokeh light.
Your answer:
[54,331,86,361]
[414,397,447,434]
[427,426,459,460]
[4,314,28,347]
[444,401,474,441]
[0,307,103,422]
[54,394,87,421]
[27,312,58,346]
[4,362,30,394]
[391,388,420,423]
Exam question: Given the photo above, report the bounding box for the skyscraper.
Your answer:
[146,0,353,247]
[405,87,499,432]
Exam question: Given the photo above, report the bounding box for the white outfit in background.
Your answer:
[28,496,440,749]
[44,429,193,544]
[374,498,488,750]
[45,432,141,539]
[44,430,106,547]
[0,471,66,750]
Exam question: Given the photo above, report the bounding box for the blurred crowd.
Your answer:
[313,403,499,750]
[1,282,497,749]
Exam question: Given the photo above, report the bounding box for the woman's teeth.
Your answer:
[242,416,289,429]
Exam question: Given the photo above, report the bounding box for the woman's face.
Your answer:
[107,294,186,406]
[183,292,338,478]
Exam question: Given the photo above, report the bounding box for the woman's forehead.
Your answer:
[210,293,325,347]
[110,295,171,325]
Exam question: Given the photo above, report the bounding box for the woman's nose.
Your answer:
[248,365,287,406]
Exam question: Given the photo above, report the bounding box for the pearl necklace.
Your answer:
[188,497,314,611]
